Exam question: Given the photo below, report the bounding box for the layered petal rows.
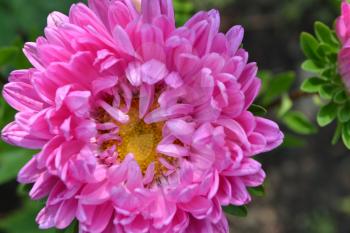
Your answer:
[1,1,283,232]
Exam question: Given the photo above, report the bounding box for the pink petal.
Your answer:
[226,26,244,55]
[2,82,43,112]
[141,59,168,85]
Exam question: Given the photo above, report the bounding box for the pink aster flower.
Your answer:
[1,0,283,232]
[337,1,350,91]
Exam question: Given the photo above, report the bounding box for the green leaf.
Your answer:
[0,96,16,129]
[333,90,348,104]
[0,46,19,66]
[319,84,338,100]
[262,71,295,105]
[300,32,322,65]
[301,60,324,73]
[249,104,267,116]
[0,147,32,184]
[258,71,272,94]
[282,133,307,148]
[301,77,326,93]
[223,205,248,217]
[314,21,340,49]
[317,102,338,127]
[17,184,33,197]
[338,102,350,123]
[321,68,335,80]
[277,94,293,117]
[174,0,194,26]
[317,44,335,57]
[283,111,317,135]
[248,186,265,197]
[0,200,55,233]
[342,122,350,149]
[173,0,194,13]
[332,123,343,145]
[327,52,338,63]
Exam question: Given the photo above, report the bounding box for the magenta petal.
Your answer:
[141,0,161,23]
[124,215,150,233]
[108,2,133,29]
[54,199,77,229]
[89,202,114,233]
[79,182,110,205]
[179,196,213,219]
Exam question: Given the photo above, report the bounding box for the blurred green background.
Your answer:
[0,0,349,233]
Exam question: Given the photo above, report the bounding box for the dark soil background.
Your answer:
[0,0,349,233]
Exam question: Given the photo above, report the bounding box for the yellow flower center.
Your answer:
[96,100,174,178]
[117,106,164,173]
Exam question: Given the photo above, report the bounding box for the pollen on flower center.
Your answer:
[95,99,173,176]
[117,106,164,173]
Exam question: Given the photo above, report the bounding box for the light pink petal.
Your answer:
[2,82,43,112]
[17,156,42,184]
[30,172,57,200]
[141,59,168,85]
[143,162,155,185]
[47,11,68,27]
[126,62,142,86]
[242,169,266,187]
[165,71,183,88]
[144,104,193,123]
[1,122,47,149]
[254,117,284,152]
[65,91,91,117]
[98,100,129,123]
[166,119,195,144]
[139,84,155,118]
[23,42,45,70]
[229,177,250,205]
[92,75,118,95]
[226,26,244,55]
[157,143,189,157]
[113,25,136,57]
